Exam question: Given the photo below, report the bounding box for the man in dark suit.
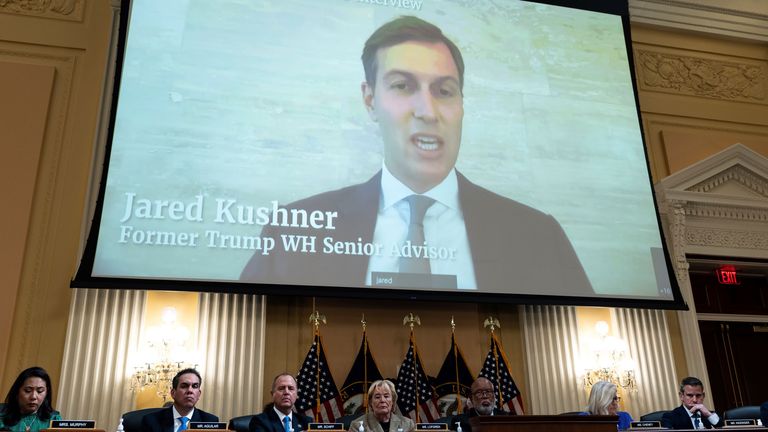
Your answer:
[661,376,723,429]
[240,16,592,297]
[141,368,219,432]
[449,378,508,432]
[250,374,311,432]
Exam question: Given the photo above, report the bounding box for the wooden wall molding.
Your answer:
[0,0,115,390]
[0,44,77,379]
[640,114,768,180]
[0,0,84,21]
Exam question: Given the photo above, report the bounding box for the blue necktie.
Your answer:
[179,416,189,432]
[283,415,292,432]
[692,412,701,429]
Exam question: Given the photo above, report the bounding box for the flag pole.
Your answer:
[362,314,368,413]
[483,316,502,410]
[403,313,421,423]
[309,308,326,422]
[451,317,463,414]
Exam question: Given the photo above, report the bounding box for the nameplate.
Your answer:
[51,420,96,428]
[189,422,227,429]
[309,423,343,430]
[629,420,660,428]
[371,272,457,289]
[725,419,756,427]
[416,423,448,430]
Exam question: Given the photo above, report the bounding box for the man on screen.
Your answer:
[241,16,592,296]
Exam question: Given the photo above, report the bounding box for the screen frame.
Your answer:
[71,0,688,310]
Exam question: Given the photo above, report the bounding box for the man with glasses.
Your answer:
[449,377,507,432]
[662,377,724,429]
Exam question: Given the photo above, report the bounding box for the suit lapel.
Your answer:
[162,408,175,432]
[270,409,284,432]
[390,415,404,432]
[456,171,488,288]
[290,413,301,432]
[336,171,381,284]
[365,414,385,432]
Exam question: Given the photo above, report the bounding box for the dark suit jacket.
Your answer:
[760,401,768,427]
[249,408,311,432]
[140,406,219,432]
[241,171,592,296]
[449,408,507,432]
[661,405,723,429]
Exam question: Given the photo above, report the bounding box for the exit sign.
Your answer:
[716,266,739,285]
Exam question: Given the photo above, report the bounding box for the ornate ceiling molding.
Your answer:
[634,49,767,102]
[686,226,768,250]
[0,0,83,21]
[629,0,768,42]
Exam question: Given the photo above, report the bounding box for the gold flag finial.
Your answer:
[403,313,421,331]
[483,316,501,333]
[451,316,456,333]
[309,310,326,330]
[361,314,367,332]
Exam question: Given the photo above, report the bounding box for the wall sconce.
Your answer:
[130,307,196,401]
[580,321,637,393]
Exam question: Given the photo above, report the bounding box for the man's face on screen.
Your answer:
[363,41,463,193]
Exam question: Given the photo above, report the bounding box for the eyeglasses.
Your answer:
[612,396,621,402]
[472,390,494,398]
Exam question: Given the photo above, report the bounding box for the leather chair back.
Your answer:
[121,407,164,432]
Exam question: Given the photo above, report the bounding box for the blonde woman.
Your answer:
[585,381,632,430]
[349,380,415,432]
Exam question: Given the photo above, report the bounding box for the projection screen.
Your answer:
[74,0,686,308]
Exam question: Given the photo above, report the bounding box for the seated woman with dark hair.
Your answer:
[582,381,632,430]
[0,367,62,432]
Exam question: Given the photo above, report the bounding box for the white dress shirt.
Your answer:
[274,407,292,432]
[172,405,195,432]
[687,408,719,429]
[365,164,477,289]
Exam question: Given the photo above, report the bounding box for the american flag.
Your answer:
[478,333,524,415]
[395,334,441,422]
[296,332,344,422]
